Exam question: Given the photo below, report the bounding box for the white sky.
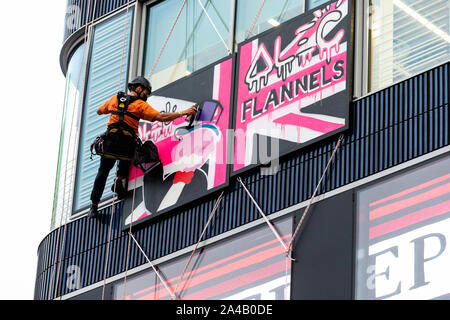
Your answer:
[0,1,67,299]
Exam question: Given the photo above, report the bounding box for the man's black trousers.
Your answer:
[90,157,130,205]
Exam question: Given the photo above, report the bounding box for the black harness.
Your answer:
[91,92,161,174]
[111,92,140,123]
[91,92,141,161]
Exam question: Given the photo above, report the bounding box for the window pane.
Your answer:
[73,10,133,212]
[308,0,330,9]
[235,0,305,46]
[52,43,86,229]
[370,0,450,92]
[143,0,231,90]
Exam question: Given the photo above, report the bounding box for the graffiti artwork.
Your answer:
[233,0,352,174]
[123,57,234,227]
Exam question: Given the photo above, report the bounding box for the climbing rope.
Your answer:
[117,0,131,92]
[246,0,268,39]
[101,0,132,300]
[173,191,224,299]
[237,176,294,300]
[102,181,118,300]
[196,0,231,54]
[237,177,293,260]
[286,134,344,255]
[122,166,139,299]
[51,0,97,300]
[148,0,187,79]
[129,232,177,300]
[236,134,344,299]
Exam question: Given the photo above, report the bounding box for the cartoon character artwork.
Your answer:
[123,57,234,227]
[233,0,351,174]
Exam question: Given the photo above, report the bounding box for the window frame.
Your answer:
[71,5,137,218]
[139,0,238,90]
[354,0,450,99]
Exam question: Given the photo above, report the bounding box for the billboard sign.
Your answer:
[233,0,351,174]
[123,56,234,227]
[355,154,450,300]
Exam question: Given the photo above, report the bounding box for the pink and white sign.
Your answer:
[123,57,234,226]
[233,0,351,174]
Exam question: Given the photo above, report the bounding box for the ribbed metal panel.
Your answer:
[64,0,134,42]
[35,62,449,299]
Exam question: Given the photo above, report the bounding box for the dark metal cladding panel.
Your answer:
[35,63,449,299]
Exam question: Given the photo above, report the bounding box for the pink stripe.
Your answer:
[131,234,290,298]
[369,199,450,240]
[128,164,144,182]
[369,183,450,220]
[273,113,344,133]
[215,58,233,187]
[181,260,287,300]
[370,174,450,207]
[136,244,286,300]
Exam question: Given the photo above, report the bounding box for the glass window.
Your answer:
[52,43,86,229]
[235,0,305,47]
[73,9,134,212]
[143,0,232,90]
[369,0,450,92]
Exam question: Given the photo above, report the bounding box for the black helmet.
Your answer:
[127,76,152,93]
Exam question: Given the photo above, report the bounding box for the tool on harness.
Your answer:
[91,92,161,175]
[133,139,161,175]
[174,100,223,140]
[90,92,141,161]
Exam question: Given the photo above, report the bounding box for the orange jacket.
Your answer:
[97,95,159,133]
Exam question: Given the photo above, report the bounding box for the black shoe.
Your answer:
[111,178,127,200]
[88,204,98,218]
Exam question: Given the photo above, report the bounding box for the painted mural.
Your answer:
[122,0,353,226]
[123,57,234,227]
[233,0,351,174]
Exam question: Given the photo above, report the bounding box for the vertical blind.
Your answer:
[370,0,450,92]
[73,9,134,212]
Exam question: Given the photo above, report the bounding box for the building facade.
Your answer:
[35,0,449,300]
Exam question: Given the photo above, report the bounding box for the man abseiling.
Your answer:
[89,76,197,218]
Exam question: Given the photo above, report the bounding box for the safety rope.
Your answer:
[236,134,344,299]
[102,181,118,300]
[122,166,139,299]
[128,232,177,300]
[196,0,231,54]
[117,0,131,92]
[237,174,295,300]
[148,0,187,79]
[172,191,224,299]
[285,253,290,299]
[246,0,268,39]
[51,0,97,300]
[237,177,294,260]
[286,134,344,254]
[101,0,131,300]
